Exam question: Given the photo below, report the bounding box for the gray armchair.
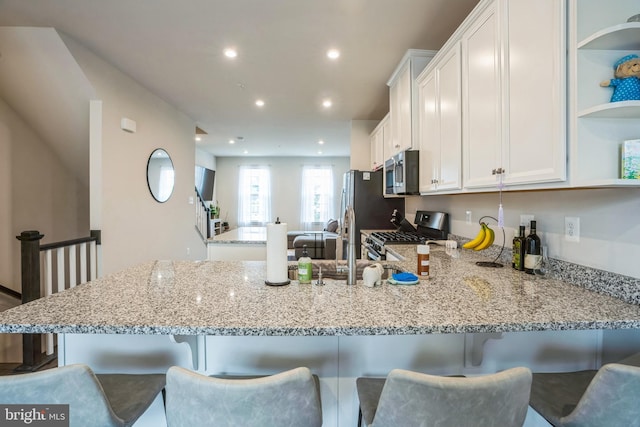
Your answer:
[165,366,322,427]
[529,352,640,427]
[357,367,532,427]
[0,364,166,427]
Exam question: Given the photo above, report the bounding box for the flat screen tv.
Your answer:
[195,166,215,201]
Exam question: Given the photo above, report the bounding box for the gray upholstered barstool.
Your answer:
[529,352,640,427]
[0,363,166,427]
[165,366,322,427]
[356,367,532,427]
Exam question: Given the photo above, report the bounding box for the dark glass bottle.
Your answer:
[512,225,526,271]
[524,221,542,274]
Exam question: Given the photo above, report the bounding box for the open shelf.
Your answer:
[578,101,640,118]
[578,22,640,50]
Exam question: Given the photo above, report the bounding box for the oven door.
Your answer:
[366,247,384,261]
[391,152,406,194]
[384,158,396,195]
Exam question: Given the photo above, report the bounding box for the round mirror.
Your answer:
[147,148,175,203]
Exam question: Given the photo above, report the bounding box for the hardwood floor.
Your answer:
[0,291,57,375]
[0,291,20,312]
[0,358,58,376]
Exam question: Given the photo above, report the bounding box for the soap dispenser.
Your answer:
[297,245,312,284]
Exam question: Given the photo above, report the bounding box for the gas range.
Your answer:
[368,231,426,245]
[364,211,449,260]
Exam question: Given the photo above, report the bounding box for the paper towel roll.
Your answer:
[266,220,289,285]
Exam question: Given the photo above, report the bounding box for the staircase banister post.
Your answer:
[16,230,44,304]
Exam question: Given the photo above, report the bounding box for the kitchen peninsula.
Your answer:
[2,248,640,426]
[207,226,267,261]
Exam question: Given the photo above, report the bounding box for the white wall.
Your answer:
[63,35,207,275]
[0,98,89,292]
[216,156,350,231]
[405,188,640,278]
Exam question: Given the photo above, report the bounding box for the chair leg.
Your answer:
[357,407,363,427]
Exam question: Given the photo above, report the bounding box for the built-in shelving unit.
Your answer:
[570,0,640,187]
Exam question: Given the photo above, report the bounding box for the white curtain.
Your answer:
[238,165,272,226]
[300,165,334,230]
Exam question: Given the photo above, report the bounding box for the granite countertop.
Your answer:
[209,226,267,244]
[1,246,640,336]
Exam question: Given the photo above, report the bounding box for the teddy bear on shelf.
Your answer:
[600,54,640,102]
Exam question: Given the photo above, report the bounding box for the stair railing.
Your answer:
[195,189,211,239]
[15,230,100,371]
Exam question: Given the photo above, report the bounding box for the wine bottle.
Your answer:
[512,225,526,271]
[524,221,542,274]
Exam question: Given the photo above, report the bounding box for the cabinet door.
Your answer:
[462,2,502,189]
[436,43,462,191]
[503,0,566,185]
[418,69,439,193]
[370,121,384,171]
[390,62,412,155]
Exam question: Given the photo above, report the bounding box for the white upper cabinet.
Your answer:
[569,0,640,187]
[462,0,567,190]
[370,113,389,171]
[503,0,566,186]
[387,50,436,157]
[461,2,502,189]
[418,42,462,193]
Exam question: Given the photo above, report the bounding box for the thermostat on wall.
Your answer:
[121,117,137,133]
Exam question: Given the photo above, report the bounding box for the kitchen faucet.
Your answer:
[336,205,357,285]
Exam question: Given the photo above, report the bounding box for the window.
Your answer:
[300,165,334,229]
[238,166,271,226]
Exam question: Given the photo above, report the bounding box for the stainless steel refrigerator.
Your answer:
[340,170,405,258]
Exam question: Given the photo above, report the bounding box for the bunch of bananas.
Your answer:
[462,222,495,251]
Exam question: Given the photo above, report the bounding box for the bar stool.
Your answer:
[0,363,166,427]
[529,352,640,427]
[356,367,532,427]
[165,366,322,427]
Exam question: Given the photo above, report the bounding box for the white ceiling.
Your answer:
[0,0,479,158]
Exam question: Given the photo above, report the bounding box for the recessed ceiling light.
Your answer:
[255,99,265,107]
[318,140,325,145]
[229,139,235,144]
[195,136,201,141]
[243,150,249,154]
[322,99,332,108]
[317,150,323,155]
[327,49,340,60]
[224,48,237,58]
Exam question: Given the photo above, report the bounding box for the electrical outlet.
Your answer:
[465,211,472,224]
[565,217,580,242]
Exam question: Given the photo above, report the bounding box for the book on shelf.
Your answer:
[621,139,640,180]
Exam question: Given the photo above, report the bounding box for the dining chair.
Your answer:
[165,365,322,427]
[356,366,532,427]
[529,352,640,427]
[0,363,166,427]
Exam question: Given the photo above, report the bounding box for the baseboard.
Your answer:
[0,284,21,300]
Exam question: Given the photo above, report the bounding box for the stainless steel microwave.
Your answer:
[384,150,420,195]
